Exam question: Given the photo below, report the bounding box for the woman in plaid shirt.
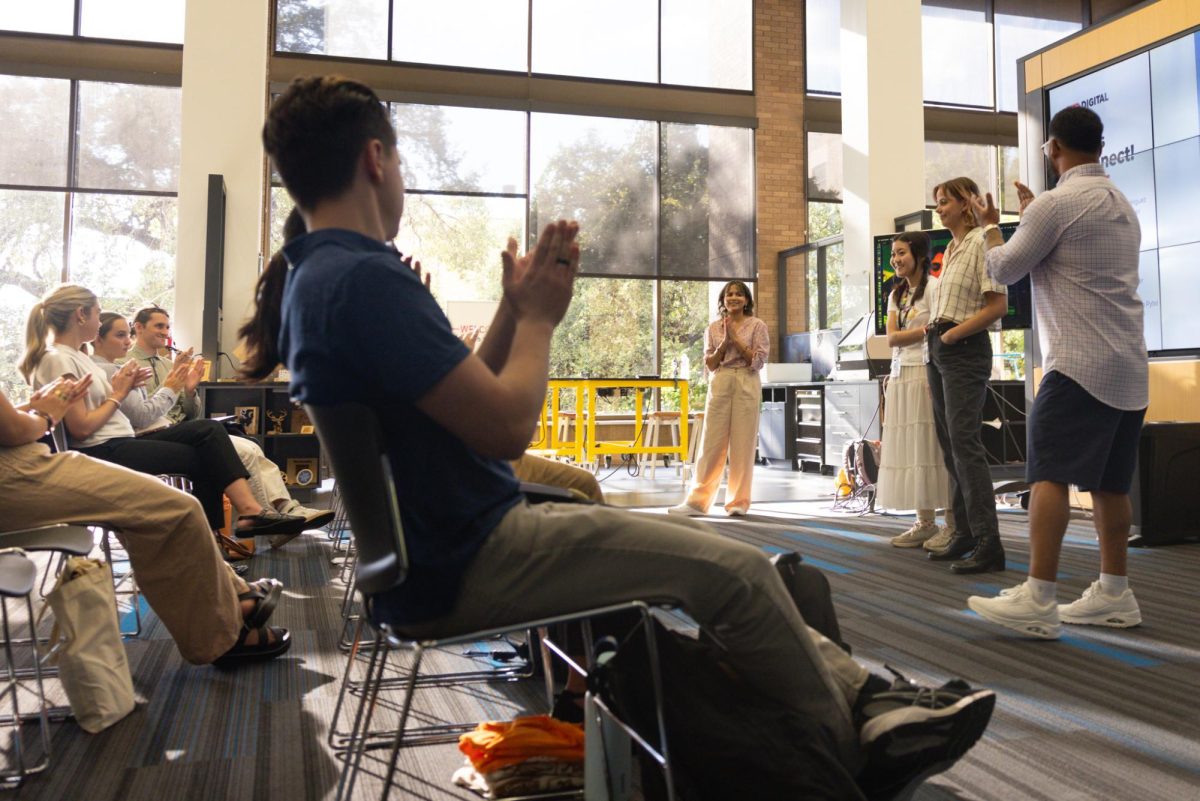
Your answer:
[923,177,1008,574]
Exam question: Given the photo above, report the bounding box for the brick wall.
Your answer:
[754,0,807,353]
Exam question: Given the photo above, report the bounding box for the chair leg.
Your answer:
[336,631,390,801]
[379,644,425,801]
[329,615,368,748]
[0,595,52,786]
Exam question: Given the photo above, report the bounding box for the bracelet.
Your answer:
[31,410,55,432]
[101,396,120,409]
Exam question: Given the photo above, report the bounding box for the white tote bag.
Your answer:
[45,557,136,733]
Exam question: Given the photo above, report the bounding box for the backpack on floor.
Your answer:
[590,616,865,801]
[843,438,882,491]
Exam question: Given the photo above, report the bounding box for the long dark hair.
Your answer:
[239,208,307,380]
[717,280,754,317]
[889,231,932,310]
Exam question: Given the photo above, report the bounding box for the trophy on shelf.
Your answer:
[266,409,288,435]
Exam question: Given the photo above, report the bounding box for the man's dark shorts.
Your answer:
[1026,370,1146,493]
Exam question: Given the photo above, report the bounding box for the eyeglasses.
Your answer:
[1041,138,1055,158]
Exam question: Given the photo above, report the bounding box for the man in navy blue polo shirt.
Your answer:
[246,75,997,797]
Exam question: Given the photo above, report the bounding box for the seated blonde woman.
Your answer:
[0,378,288,667]
[19,284,307,543]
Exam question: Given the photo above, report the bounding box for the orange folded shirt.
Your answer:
[459,714,585,774]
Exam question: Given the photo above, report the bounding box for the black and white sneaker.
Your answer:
[856,671,996,800]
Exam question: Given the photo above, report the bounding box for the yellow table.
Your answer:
[530,378,690,467]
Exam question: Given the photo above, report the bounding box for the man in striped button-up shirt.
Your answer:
[967,106,1148,640]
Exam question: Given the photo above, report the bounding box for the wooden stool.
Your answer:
[638,411,679,479]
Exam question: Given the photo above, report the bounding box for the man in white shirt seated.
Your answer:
[126,306,333,546]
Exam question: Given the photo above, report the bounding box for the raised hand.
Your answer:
[29,375,92,422]
[972,191,1001,227]
[172,346,195,369]
[184,358,207,392]
[163,359,190,392]
[400,253,431,291]
[109,360,141,399]
[500,220,580,327]
[1013,180,1036,216]
[129,366,154,390]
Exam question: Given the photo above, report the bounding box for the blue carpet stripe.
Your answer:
[779,530,870,557]
[794,556,856,575]
[960,610,1162,667]
[1058,633,1164,667]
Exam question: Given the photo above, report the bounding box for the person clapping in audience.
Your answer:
[0,377,290,667]
[19,283,307,544]
[101,308,333,547]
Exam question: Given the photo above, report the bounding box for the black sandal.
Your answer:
[212,625,291,669]
[239,578,283,628]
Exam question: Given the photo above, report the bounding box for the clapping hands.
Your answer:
[110,360,152,397]
[500,220,580,326]
[29,375,92,422]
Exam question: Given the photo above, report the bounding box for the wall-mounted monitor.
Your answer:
[1046,28,1200,357]
[872,223,1033,335]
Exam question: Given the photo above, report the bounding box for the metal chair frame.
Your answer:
[0,549,53,787]
[337,602,676,801]
[308,402,678,801]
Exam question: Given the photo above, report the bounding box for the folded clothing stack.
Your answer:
[452,714,585,799]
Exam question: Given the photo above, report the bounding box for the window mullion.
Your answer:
[63,78,81,280]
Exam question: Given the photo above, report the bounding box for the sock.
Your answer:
[1025,577,1057,605]
[1099,573,1129,596]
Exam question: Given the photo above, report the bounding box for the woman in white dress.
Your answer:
[875,232,956,548]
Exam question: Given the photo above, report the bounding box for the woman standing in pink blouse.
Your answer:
[670,281,769,517]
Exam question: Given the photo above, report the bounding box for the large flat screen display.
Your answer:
[873,223,1033,335]
[1047,29,1200,356]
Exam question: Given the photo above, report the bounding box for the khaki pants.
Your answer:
[409,501,866,770]
[231,435,291,509]
[687,367,761,513]
[511,452,604,503]
[1,443,244,664]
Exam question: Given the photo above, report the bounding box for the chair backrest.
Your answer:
[305,402,408,595]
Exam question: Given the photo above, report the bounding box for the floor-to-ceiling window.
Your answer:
[0,1,183,400]
[271,0,756,409]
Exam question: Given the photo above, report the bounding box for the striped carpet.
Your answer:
[4,506,1198,800]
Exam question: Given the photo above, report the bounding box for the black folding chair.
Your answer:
[307,402,677,801]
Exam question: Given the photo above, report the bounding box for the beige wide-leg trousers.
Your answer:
[1,443,245,664]
[230,435,291,509]
[686,366,761,513]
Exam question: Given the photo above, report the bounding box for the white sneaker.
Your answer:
[922,525,955,552]
[667,503,705,517]
[1059,581,1142,628]
[725,506,748,517]
[967,582,1061,639]
[891,520,938,548]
